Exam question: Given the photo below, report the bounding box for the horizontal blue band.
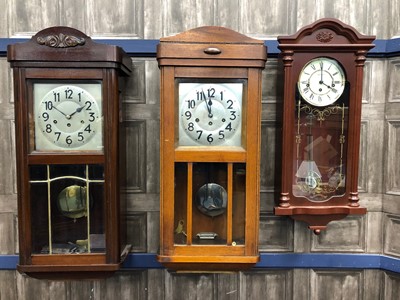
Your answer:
[1,253,399,273]
[0,38,398,58]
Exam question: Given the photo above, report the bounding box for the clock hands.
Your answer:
[52,103,87,120]
[202,90,213,118]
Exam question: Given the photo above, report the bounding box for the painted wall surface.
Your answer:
[0,0,400,299]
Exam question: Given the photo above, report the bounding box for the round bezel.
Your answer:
[298,57,346,107]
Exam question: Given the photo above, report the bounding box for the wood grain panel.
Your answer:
[241,0,295,38]
[311,269,363,300]
[123,60,146,104]
[259,214,294,251]
[358,121,368,193]
[9,0,58,37]
[0,271,16,300]
[388,59,400,103]
[384,271,400,300]
[385,120,400,195]
[0,213,16,254]
[126,212,147,252]
[384,214,400,256]
[241,270,293,300]
[312,216,366,252]
[166,271,214,299]
[86,0,143,38]
[260,121,276,192]
[262,59,283,104]
[97,271,146,299]
[124,120,146,193]
[162,0,215,36]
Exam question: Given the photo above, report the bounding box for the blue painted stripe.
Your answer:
[2,253,398,272]
[0,255,19,270]
[1,38,400,57]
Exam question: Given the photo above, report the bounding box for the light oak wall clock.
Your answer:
[157,26,267,271]
[8,26,132,278]
[275,19,375,234]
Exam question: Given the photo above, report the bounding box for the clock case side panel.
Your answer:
[7,26,132,277]
[275,18,374,233]
[12,68,33,266]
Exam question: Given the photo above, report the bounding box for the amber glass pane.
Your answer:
[232,163,246,245]
[174,163,188,245]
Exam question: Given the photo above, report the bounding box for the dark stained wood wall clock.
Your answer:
[157,26,267,271]
[275,18,375,234]
[7,26,132,278]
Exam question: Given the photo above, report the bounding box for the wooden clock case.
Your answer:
[7,26,132,278]
[157,26,267,271]
[275,18,375,234]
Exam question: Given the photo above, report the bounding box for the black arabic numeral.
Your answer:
[65,88,73,99]
[207,88,215,98]
[184,111,192,120]
[227,99,234,109]
[84,124,91,133]
[53,92,60,102]
[42,112,49,122]
[207,134,213,143]
[187,99,195,109]
[54,132,61,141]
[45,124,52,133]
[89,112,95,122]
[45,101,53,110]
[196,130,203,140]
[85,101,92,111]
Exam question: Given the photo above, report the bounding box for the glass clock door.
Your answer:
[29,164,105,254]
[292,96,349,202]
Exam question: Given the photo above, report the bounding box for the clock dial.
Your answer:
[298,57,346,107]
[178,83,243,146]
[34,83,103,151]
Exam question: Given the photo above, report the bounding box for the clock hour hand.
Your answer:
[69,104,87,118]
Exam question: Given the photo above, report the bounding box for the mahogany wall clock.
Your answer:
[157,26,267,271]
[8,26,132,278]
[275,19,375,234]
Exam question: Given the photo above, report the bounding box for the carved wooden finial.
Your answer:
[37,32,85,48]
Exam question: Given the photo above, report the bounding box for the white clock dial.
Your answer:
[178,83,243,146]
[34,84,102,151]
[298,57,346,106]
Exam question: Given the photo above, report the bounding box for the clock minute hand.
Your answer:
[52,106,70,119]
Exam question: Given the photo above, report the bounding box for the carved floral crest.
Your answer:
[316,31,334,43]
[36,33,85,48]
